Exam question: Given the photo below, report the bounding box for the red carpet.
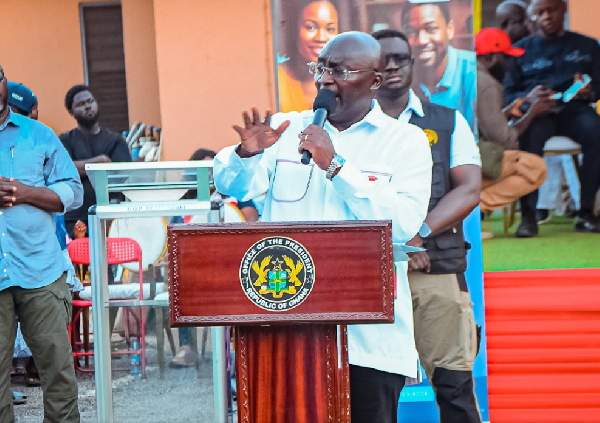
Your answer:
[484,269,600,422]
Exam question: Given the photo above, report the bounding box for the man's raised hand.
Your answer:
[233,108,290,158]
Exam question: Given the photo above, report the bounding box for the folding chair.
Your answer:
[67,237,148,377]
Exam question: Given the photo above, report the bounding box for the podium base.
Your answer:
[235,324,350,423]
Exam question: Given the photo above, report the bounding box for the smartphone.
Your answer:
[562,74,591,103]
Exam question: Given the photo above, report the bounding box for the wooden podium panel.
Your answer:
[169,221,394,326]
[235,325,350,423]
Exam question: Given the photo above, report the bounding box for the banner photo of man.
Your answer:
[273,0,488,422]
[402,0,476,128]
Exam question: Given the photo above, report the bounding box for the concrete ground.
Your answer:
[12,330,237,423]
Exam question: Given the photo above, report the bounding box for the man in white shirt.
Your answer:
[214,32,432,423]
[374,29,482,423]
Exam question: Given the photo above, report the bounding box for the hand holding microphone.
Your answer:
[298,89,337,169]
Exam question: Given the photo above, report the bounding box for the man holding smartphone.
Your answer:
[503,0,600,236]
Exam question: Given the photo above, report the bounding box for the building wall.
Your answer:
[569,0,600,39]
[121,0,162,130]
[153,0,276,161]
[0,0,161,135]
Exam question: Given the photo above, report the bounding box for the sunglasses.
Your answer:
[383,53,413,68]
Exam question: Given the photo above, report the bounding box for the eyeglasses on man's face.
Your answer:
[307,62,375,81]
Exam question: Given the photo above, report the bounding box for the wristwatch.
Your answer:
[418,222,432,238]
[326,154,346,181]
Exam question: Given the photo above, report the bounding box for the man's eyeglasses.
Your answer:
[307,62,375,81]
[383,54,413,68]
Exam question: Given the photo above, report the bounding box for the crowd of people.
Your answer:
[1,0,599,422]
[493,0,600,236]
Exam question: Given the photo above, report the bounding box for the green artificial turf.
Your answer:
[482,212,600,271]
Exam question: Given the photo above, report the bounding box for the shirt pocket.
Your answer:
[271,159,314,203]
[359,169,393,191]
[360,169,392,182]
[11,145,45,186]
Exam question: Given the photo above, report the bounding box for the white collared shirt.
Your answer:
[399,90,481,169]
[214,101,432,377]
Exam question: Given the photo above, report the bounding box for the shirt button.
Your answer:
[452,227,457,233]
[1,233,4,236]
[0,211,3,215]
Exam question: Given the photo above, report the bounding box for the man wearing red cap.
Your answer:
[476,28,551,219]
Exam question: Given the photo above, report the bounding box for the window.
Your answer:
[80,2,130,132]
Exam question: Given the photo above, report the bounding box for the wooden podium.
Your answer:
[169,220,395,423]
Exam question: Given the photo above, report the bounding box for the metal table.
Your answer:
[86,161,228,423]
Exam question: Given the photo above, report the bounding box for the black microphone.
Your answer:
[301,89,336,165]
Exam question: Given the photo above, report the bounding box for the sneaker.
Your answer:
[536,209,551,225]
[170,345,196,368]
[515,221,539,238]
[575,214,600,233]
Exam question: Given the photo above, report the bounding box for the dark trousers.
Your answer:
[519,103,600,220]
[178,327,193,346]
[0,275,80,423]
[350,365,406,423]
[432,368,481,423]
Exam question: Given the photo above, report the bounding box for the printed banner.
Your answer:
[272,0,489,421]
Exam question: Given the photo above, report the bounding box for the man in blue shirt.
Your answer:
[0,64,83,422]
[402,0,477,129]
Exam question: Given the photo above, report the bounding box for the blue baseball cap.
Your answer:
[7,81,38,115]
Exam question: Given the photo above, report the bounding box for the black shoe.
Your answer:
[575,214,600,233]
[565,200,578,219]
[515,221,539,238]
[536,209,551,225]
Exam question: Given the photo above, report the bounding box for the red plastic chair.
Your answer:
[67,237,146,377]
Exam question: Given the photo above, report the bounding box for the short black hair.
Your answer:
[65,84,92,112]
[402,2,451,25]
[372,29,412,55]
[372,29,410,44]
[189,148,217,161]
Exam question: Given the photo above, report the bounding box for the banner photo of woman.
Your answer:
[273,1,489,422]
[276,0,340,112]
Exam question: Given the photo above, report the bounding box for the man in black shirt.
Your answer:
[59,85,131,238]
[504,0,600,236]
